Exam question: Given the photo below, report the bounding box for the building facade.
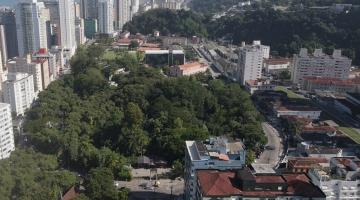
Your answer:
[0,8,18,58]
[0,103,15,160]
[7,56,44,94]
[303,77,360,94]
[75,17,86,45]
[2,73,35,116]
[263,58,291,75]
[84,18,98,39]
[98,0,114,34]
[292,48,352,85]
[114,0,130,30]
[185,137,246,200]
[16,0,49,57]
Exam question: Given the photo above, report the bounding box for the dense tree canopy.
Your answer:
[123,9,208,37]
[1,42,264,199]
[125,7,360,64]
[0,150,76,200]
[189,0,237,14]
[24,45,264,166]
[209,8,360,64]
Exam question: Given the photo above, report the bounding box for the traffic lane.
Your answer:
[256,122,283,166]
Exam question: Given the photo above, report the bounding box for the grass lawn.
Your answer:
[275,86,305,99]
[339,127,360,144]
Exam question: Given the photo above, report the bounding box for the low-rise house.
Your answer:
[275,104,322,120]
[196,168,326,200]
[144,49,185,67]
[169,62,208,77]
[287,157,329,173]
[245,79,275,94]
[263,58,291,75]
[297,142,342,159]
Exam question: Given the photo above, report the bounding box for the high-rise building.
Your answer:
[84,18,98,39]
[184,137,246,200]
[74,2,81,18]
[98,0,114,34]
[2,72,35,116]
[59,0,76,55]
[0,103,15,160]
[114,0,130,30]
[40,0,61,46]
[75,17,86,45]
[237,41,269,85]
[292,48,352,85]
[7,56,44,93]
[16,0,50,57]
[0,25,8,65]
[0,8,18,59]
[130,0,139,18]
[86,0,98,19]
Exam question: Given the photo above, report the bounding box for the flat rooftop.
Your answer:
[186,137,245,161]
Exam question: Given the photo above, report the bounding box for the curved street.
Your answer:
[256,122,283,167]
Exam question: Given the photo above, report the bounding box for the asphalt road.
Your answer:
[256,122,283,167]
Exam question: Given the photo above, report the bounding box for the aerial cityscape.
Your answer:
[0,0,360,199]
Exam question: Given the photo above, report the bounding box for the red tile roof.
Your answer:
[62,186,78,200]
[197,170,325,198]
[178,62,207,70]
[264,58,291,65]
[288,157,328,169]
[255,175,285,184]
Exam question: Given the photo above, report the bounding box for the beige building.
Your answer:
[292,48,352,85]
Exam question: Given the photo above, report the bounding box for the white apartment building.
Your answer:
[309,168,360,200]
[237,41,269,85]
[2,73,35,116]
[7,56,44,94]
[292,48,352,85]
[0,103,15,160]
[59,0,77,55]
[114,0,131,30]
[16,0,50,57]
[185,137,246,200]
[160,1,182,10]
[98,0,114,34]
